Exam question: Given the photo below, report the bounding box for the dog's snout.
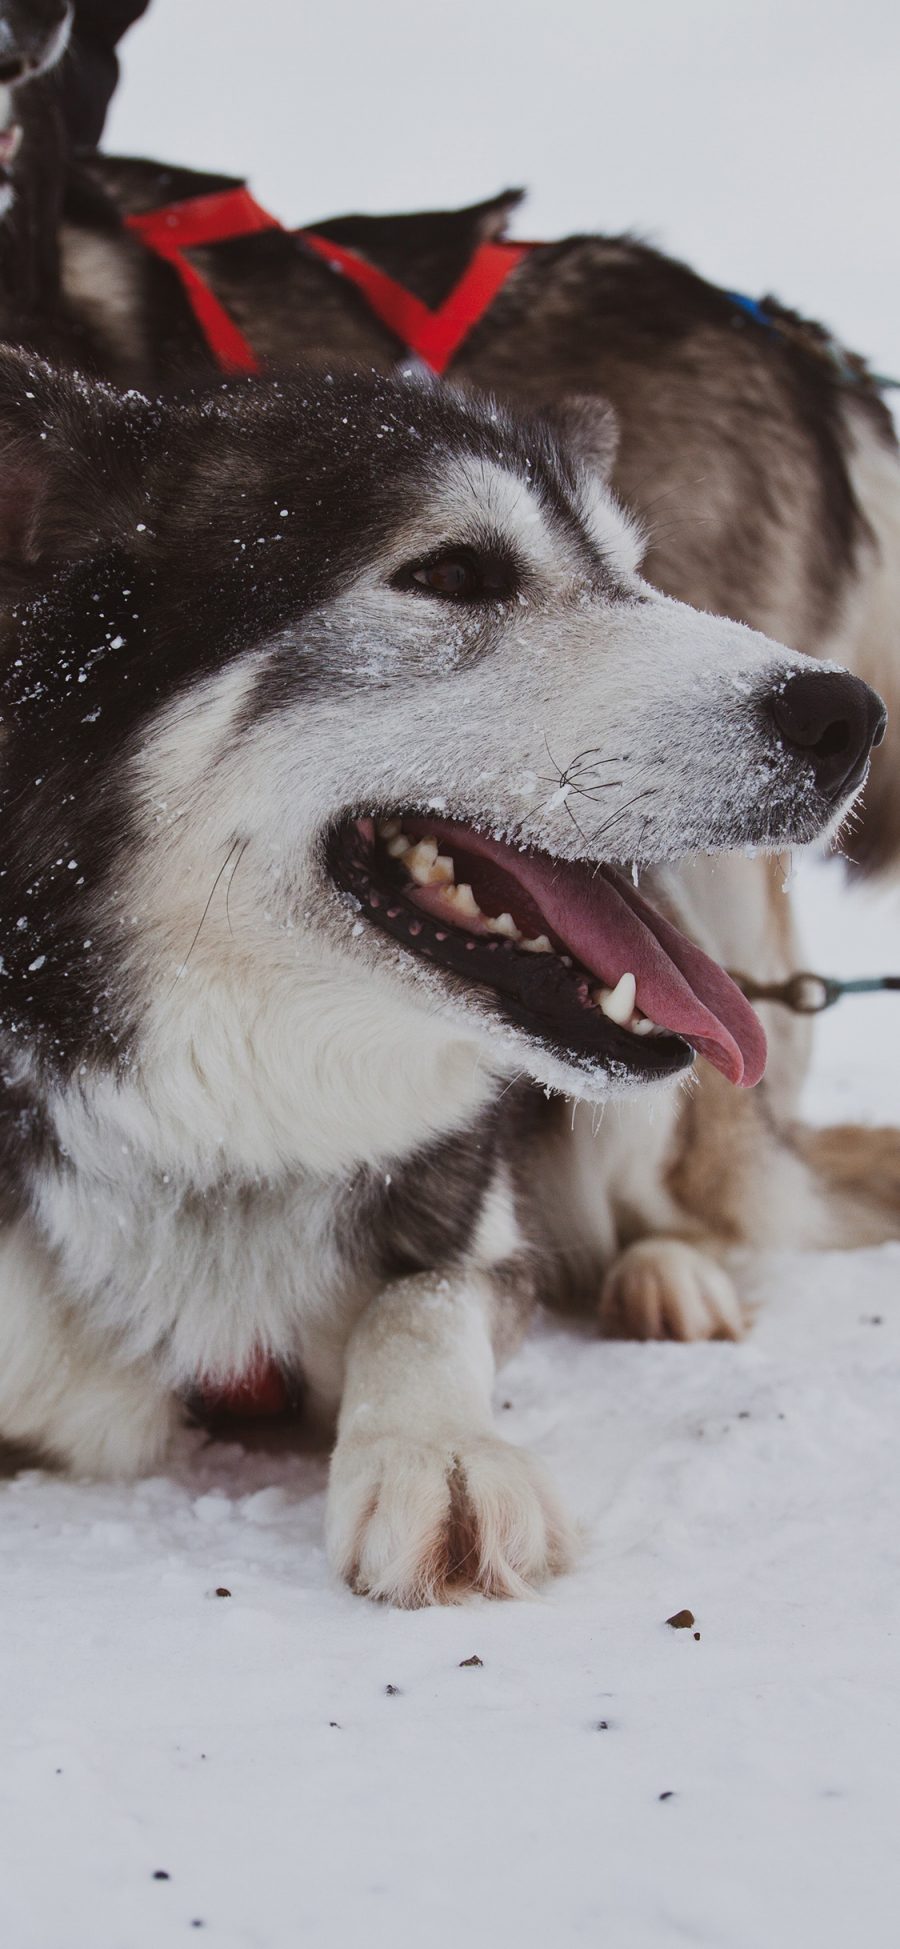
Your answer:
[769,669,887,802]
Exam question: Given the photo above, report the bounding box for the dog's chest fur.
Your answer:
[16,1049,510,1408]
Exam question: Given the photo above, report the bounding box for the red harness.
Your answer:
[126,183,529,376]
[127,184,528,1417]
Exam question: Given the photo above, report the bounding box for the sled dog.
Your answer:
[0,350,883,1600]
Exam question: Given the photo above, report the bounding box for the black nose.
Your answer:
[769,669,887,802]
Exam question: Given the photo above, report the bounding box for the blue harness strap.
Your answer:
[724,288,900,392]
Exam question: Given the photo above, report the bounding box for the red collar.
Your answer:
[126,183,529,376]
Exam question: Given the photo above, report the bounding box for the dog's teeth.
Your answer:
[598,971,637,1025]
[377,818,402,840]
[386,834,411,858]
[406,839,439,882]
[451,883,481,920]
[520,934,553,954]
[406,838,437,868]
[487,912,521,940]
[592,979,661,1036]
[430,854,455,886]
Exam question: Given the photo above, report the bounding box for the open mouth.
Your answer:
[329,815,767,1088]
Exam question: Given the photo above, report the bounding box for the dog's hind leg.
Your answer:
[325,1181,575,1606]
[791,1122,900,1247]
[0,1219,178,1475]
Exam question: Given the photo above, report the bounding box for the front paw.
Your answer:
[326,1431,575,1607]
[599,1239,743,1342]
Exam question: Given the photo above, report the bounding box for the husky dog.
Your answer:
[0,350,883,1602]
[3,22,899,1349]
[56,164,900,1311]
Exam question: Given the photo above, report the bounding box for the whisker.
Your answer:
[225,839,250,941]
[564,780,624,799]
[561,795,593,848]
[167,837,242,995]
[587,789,657,869]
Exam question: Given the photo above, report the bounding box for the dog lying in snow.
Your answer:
[0,350,883,1601]
[0,13,897,1343]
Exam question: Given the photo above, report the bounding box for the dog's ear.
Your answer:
[0,348,151,589]
[544,394,620,483]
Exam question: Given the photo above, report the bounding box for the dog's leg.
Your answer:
[791,1122,900,1246]
[599,1236,743,1341]
[596,1060,823,1343]
[0,1220,178,1475]
[326,1259,575,1607]
[528,1088,748,1343]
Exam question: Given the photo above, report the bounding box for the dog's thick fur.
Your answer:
[0,30,892,1306]
[49,162,900,1313]
[55,165,900,881]
[0,24,896,1599]
[0,349,879,1601]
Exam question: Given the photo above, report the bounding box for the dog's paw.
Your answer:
[326,1431,575,1607]
[598,1238,743,1342]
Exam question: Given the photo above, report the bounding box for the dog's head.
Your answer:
[0,353,884,1143]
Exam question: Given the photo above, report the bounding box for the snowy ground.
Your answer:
[2,862,899,1949]
[3,4,900,1945]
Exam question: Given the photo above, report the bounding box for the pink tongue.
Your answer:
[409,821,766,1087]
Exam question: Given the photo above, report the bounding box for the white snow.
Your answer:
[2,4,899,1943]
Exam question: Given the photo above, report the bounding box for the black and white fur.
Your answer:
[0,14,893,1345]
[0,352,879,1602]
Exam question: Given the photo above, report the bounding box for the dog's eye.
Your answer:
[415,559,478,597]
[393,548,514,603]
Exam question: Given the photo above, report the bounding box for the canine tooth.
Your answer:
[599,971,637,1025]
[430,854,455,886]
[386,834,410,858]
[377,818,402,839]
[487,912,521,940]
[631,1017,655,1036]
[451,883,481,919]
[520,933,553,954]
